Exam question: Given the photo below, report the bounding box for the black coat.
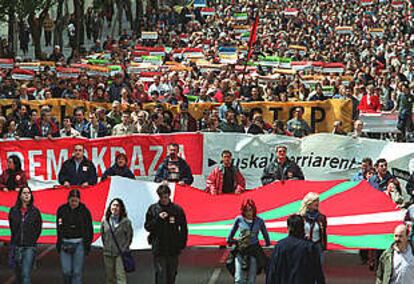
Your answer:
[144,201,188,256]
[8,205,42,247]
[154,157,194,185]
[58,157,98,186]
[101,164,135,181]
[261,159,304,185]
[56,203,93,254]
[266,236,325,284]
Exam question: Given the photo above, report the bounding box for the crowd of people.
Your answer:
[2,142,414,283]
[3,0,414,283]
[0,0,413,141]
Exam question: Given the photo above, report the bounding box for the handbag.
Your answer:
[108,221,136,273]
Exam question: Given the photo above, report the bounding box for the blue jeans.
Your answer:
[235,254,257,284]
[15,246,36,284]
[60,240,85,284]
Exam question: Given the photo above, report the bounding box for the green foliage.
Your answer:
[0,0,56,21]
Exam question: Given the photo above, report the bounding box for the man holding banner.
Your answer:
[261,145,304,185]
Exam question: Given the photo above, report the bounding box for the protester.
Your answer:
[31,109,60,140]
[206,150,245,195]
[376,224,414,284]
[102,153,135,181]
[154,143,194,185]
[348,120,369,138]
[101,198,133,284]
[351,157,373,182]
[266,214,325,284]
[8,187,42,284]
[368,159,394,192]
[0,155,28,192]
[60,116,82,138]
[384,179,405,208]
[286,108,311,138]
[58,144,98,187]
[56,189,93,284]
[144,184,188,284]
[227,199,271,284]
[261,145,304,185]
[299,192,327,260]
[111,111,135,136]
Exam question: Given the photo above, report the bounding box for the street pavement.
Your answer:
[0,246,375,284]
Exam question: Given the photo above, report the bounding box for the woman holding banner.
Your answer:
[299,192,327,261]
[227,199,271,284]
[8,186,42,284]
[101,198,134,284]
[0,155,28,192]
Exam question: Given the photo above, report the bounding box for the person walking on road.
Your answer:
[376,224,414,284]
[144,184,188,284]
[227,199,271,284]
[8,187,42,284]
[56,189,93,284]
[101,198,133,284]
[266,214,325,284]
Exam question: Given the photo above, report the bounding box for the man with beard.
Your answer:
[154,143,193,185]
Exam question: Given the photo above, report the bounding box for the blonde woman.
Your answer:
[299,192,327,260]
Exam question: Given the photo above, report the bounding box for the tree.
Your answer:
[0,0,56,59]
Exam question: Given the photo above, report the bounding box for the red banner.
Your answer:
[0,134,203,182]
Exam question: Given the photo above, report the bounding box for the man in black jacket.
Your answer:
[261,145,304,185]
[58,144,98,187]
[154,143,194,185]
[266,214,325,284]
[144,185,188,284]
[56,189,93,284]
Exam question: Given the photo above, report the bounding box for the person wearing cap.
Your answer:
[56,189,93,284]
[261,145,305,185]
[48,45,65,62]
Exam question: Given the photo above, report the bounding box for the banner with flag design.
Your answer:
[0,177,403,250]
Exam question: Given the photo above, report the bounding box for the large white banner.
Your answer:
[200,133,414,189]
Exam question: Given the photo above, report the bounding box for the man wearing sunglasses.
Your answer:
[261,145,305,185]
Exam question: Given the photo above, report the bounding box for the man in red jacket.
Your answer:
[206,150,246,195]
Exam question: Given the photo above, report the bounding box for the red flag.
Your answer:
[247,14,259,60]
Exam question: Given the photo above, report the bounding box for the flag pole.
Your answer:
[239,6,260,97]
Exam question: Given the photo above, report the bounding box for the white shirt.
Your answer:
[305,221,321,243]
[391,245,414,284]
